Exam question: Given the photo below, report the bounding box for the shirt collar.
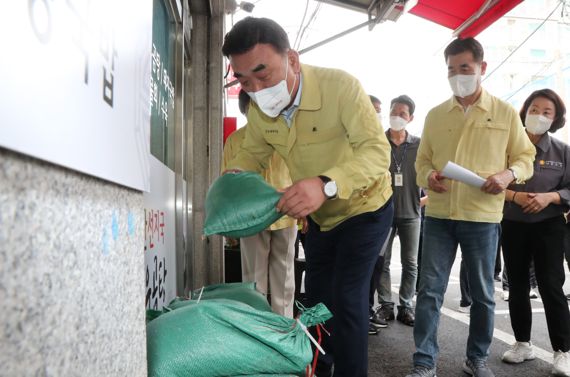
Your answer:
[535,131,552,153]
[298,64,321,111]
[281,73,303,124]
[385,129,413,145]
[446,88,491,113]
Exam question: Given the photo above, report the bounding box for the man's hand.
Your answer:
[481,169,514,195]
[276,177,327,219]
[428,171,448,193]
[420,195,429,208]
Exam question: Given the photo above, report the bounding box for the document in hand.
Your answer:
[441,161,486,188]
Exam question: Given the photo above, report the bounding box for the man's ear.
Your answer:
[480,61,488,76]
[288,50,301,73]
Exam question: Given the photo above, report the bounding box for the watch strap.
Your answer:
[318,175,331,183]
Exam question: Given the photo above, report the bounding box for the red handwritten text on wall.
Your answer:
[144,209,165,251]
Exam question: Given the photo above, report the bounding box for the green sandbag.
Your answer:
[234,375,298,376]
[204,172,284,238]
[171,282,272,313]
[146,309,163,324]
[147,300,332,377]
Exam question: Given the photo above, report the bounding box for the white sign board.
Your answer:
[0,0,152,191]
[144,155,176,310]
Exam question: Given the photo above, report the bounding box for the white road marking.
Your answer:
[438,305,554,364]
[494,309,545,315]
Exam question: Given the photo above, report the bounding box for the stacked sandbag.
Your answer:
[147,295,331,377]
[169,282,272,313]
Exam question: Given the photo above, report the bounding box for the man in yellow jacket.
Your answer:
[222,90,297,318]
[222,17,393,377]
[407,38,535,377]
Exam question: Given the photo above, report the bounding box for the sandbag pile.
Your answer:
[170,282,272,313]
[147,282,332,377]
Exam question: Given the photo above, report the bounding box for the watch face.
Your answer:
[324,181,337,197]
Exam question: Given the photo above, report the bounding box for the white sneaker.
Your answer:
[501,341,535,364]
[553,351,570,376]
[529,289,538,299]
[502,290,509,301]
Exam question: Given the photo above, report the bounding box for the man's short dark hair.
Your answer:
[369,95,381,105]
[444,37,485,63]
[519,88,566,133]
[222,17,291,57]
[238,89,251,115]
[390,95,415,116]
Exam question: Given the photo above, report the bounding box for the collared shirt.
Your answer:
[222,126,296,231]
[504,132,570,223]
[227,64,392,231]
[281,74,303,127]
[416,89,535,223]
[386,130,421,219]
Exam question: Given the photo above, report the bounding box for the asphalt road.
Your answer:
[367,242,570,377]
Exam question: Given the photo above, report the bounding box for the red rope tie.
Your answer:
[307,324,323,377]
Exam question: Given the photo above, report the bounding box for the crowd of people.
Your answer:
[219,16,570,377]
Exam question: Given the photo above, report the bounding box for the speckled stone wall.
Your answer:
[0,148,147,377]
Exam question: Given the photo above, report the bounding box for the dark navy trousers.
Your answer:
[305,199,393,377]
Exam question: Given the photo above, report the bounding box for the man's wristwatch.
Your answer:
[318,175,338,199]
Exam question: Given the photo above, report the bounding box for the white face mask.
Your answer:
[525,113,553,135]
[246,58,296,118]
[389,116,407,131]
[448,67,480,98]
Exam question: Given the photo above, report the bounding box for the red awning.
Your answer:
[409,0,523,38]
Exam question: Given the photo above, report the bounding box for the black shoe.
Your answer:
[370,310,388,329]
[368,323,379,335]
[377,304,395,321]
[397,307,415,326]
[494,273,501,282]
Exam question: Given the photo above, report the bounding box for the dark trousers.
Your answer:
[369,255,385,315]
[369,226,393,313]
[501,260,537,291]
[305,199,393,377]
[564,220,570,271]
[502,216,570,352]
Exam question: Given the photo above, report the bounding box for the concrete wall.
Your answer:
[0,148,147,376]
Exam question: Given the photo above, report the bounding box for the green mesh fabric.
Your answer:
[204,172,284,238]
[171,282,272,313]
[147,300,332,377]
[146,309,163,324]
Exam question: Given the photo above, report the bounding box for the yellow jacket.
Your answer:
[227,64,392,231]
[222,126,296,231]
[416,89,535,223]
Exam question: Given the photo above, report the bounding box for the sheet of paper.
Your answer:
[441,161,486,188]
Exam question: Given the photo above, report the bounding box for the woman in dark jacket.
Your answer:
[500,89,570,377]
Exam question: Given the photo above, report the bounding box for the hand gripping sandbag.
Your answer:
[204,172,284,238]
[147,300,332,377]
